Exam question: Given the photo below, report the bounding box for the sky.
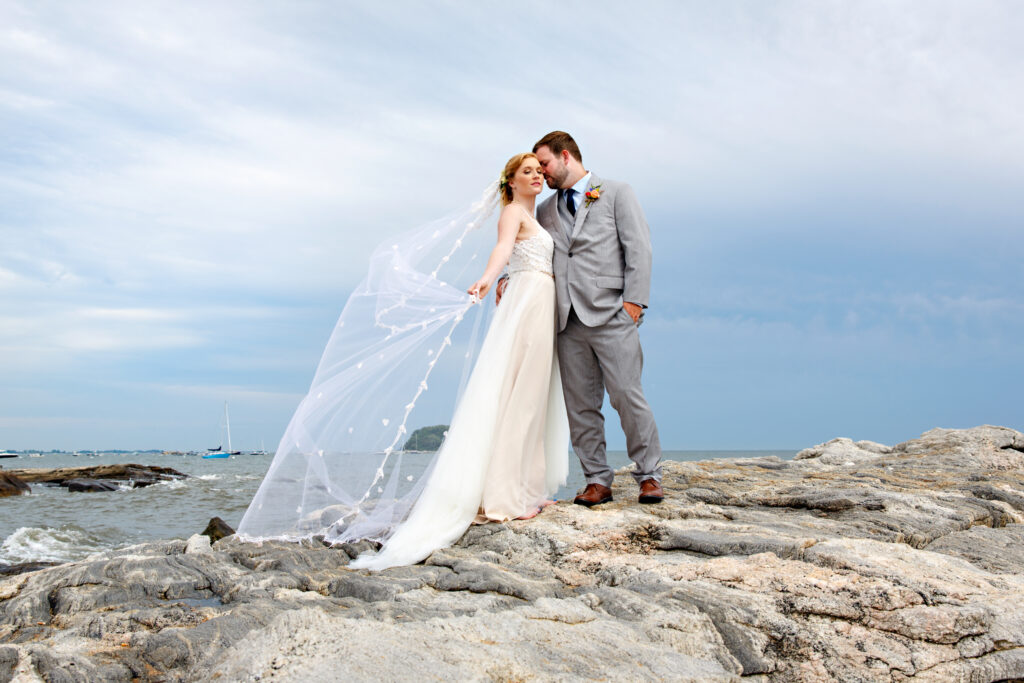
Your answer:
[1,1,1022,451]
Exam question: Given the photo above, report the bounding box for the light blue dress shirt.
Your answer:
[564,171,592,213]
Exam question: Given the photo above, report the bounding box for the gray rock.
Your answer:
[794,437,892,465]
[656,524,814,559]
[184,534,212,554]
[924,523,1024,574]
[1,425,1023,682]
[24,646,131,682]
[0,646,18,682]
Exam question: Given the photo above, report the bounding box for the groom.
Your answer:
[526,131,662,506]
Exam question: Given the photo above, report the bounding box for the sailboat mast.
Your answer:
[224,401,232,453]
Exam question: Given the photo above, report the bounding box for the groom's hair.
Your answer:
[533,131,582,164]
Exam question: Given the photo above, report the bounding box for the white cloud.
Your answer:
[150,383,304,403]
[0,302,298,371]
[0,307,203,356]
[893,293,1024,325]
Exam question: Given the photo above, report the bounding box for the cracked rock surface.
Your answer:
[2,425,1023,682]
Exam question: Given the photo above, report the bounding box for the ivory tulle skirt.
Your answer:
[350,271,569,570]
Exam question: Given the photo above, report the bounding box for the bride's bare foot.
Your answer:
[517,500,556,520]
[517,506,542,520]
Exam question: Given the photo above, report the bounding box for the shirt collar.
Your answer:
[565,171,592,197]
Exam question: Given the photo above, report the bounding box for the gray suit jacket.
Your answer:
[537,173,652,332]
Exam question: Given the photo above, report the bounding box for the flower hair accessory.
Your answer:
[498,173,509,190]
[584,185,602,207]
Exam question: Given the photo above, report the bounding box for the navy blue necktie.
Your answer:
[565,189,576,216]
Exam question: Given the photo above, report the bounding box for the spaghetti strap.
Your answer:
[513,204,542,241]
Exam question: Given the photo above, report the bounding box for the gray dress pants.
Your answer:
[557,306,662,488]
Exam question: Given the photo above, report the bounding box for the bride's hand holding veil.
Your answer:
[467,203,522,300]
[467,277,492,299]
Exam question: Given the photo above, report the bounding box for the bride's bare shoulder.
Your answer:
[497,203,519,226]
[498,203,532,225]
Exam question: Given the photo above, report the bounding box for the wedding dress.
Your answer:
[350,216,569,570]
[237,184,568,570]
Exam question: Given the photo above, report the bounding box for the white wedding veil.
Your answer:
[237,183,502,545]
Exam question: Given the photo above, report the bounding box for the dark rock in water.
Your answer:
[0,561,61,576]
[202,517,235,542]
[1,426,1023,682]
[3,463,187,486]
[65,478,120,492]
[0,472,30,497]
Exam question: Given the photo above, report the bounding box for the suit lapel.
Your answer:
[545,195,570,250]
[569,173,601,244]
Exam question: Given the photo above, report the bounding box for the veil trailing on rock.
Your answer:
[238,184,503,545]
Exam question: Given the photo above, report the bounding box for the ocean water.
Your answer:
[0,448,795,565]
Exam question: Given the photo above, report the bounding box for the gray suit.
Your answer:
[537,174,662,487]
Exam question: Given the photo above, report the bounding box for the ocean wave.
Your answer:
[155,478,187,490]
[0,525,107,564]
[197,474,222,481]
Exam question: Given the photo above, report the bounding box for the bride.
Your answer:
[237,152,569,571]
[350,152,568,569]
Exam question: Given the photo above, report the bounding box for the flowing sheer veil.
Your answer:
[237,183,502,545]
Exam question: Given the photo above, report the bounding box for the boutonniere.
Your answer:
[584,185,602,207]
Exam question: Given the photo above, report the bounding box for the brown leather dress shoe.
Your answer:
[638,478,664,504]
[574,483,613,507]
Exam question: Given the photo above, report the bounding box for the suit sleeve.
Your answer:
[614,183,652,308]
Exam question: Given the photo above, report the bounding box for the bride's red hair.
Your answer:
[499,153,538,206]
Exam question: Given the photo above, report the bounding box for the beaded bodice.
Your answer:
[508,216,554,277]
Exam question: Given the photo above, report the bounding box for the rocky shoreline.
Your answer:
[1,426,1023,682]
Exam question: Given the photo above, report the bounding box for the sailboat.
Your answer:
[203,401,241,459]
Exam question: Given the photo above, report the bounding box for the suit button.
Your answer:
[568,252,573,258]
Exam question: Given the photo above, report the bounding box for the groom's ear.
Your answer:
[561,149,572,164]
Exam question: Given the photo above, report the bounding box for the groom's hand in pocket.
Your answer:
[495,275,509,306]
[624,301,643,325]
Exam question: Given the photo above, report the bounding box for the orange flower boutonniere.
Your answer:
[584,185,602,207]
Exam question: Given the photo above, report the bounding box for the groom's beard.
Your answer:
[545,167,568,189]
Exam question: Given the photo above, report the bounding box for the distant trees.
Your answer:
[403,425,448,451]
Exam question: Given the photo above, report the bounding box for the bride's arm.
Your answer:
[468,206,519,299]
